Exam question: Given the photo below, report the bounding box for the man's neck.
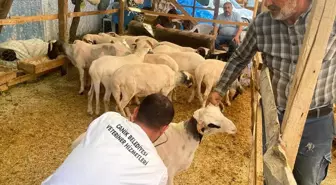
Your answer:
[285,0,311,25]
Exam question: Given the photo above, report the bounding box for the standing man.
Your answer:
[208,0,336,185]
[42,93,174,185]
[214,2,243,58]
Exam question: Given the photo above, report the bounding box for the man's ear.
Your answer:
[161,125,169,133]
[130,107,139,122]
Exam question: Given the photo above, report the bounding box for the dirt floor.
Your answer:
[0,71,335,185]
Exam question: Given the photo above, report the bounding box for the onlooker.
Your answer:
[154,8,182,29]
[214,2,243,58]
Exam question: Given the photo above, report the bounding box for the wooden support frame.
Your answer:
[118,0,125,34]
[127,7,249,27]
[280,0,336,168]
[58,0,68,42]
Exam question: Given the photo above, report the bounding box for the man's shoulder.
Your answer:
[253,11,275,26]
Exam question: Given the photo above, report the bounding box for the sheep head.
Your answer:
[193,103,236,136]
[47,40,64,60]
[179,71,193,88]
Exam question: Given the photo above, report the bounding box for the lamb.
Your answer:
[70,103,237,185]
[195,59,244,108]
[110,63,193,117]
[153,41,196,53]
[87,47,152,115]
[47,39,132,94]
[154,103,236,185]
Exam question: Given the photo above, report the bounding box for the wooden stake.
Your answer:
[281,0,336,169]
[58,0,69,43]
[0,0,14,32]
[118,0,125,34]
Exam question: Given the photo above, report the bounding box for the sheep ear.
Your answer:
[145,40,154,48]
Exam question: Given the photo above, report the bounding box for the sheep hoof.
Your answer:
[78,91,84,95]
[87,110,93,115]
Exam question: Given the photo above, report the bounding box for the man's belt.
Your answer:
[307,105,333,119]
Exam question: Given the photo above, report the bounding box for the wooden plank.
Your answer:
[58,0,68,42]
[7,73,36,86]
[0,0,13,31]
[281,0,336,168]
[68,9,118,18]
[252,0,259,18]
[256,102,264,185]
[18,56,67,74]
[118,0,125,34]
[127,7,249,26]
[260,67,296,185]
[0,71,16,85]
[168,0,197,24]
[0,14,58,25]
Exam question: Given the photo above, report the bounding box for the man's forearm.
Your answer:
[235,26,243,38]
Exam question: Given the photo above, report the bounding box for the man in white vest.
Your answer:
[42,93,174,185]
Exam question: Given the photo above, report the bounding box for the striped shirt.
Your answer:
[214,6,336,111]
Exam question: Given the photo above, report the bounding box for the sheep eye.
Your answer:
[208,123,220,129]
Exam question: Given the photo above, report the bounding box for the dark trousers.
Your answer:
[215,35,238,59]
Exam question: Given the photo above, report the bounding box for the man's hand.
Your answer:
[156,24,164,28]
[232,35,240,45]
[207,91,222,106]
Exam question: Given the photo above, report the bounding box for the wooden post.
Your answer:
[0,0,13,33]
[252,0,259,18]
[118,0,125,34]
[280,0,336,169]
[192,0,197,17]
[58,0,68,42]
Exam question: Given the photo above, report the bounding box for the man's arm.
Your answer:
[213,21,258,96]
[233,13,244,44]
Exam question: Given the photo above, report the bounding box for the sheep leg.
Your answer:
[196,80,203,106]
[119,96,132,117]
[103,88,112,113]
[202,86,212,108]
[94,81,101,115]
[87,81,94,115]
[224,91,231,106]
[133,96,140,105]
[173,88,177,101]
[187,85,196,103]
[78,67,85,95]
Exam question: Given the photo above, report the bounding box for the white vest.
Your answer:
[42,112,167,185]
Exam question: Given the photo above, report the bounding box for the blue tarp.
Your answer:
[177,0,214,25]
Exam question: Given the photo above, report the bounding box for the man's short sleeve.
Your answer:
[158,168,168,185]
[235,12,242,25]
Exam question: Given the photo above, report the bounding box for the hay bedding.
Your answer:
[0,71,335,185]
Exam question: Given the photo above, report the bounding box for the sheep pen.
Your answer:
[1,69,335,185]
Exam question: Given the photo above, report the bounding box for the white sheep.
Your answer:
[195,59,244,108]
[70,103,237,185]
[87,47,152,115]
[47,40,132,94]
[154,103,236,185]
[110,63,193,117]
[153,41,196,53]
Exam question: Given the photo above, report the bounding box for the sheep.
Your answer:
[153,41,196,53]
[47,40,132,95]
[195,59,244,108]
[70,103,237,185]
[100,33,159,48]
[87,47,152,115]
[159,51,206,103]
[110,63,193,117]
[154,103,237,185]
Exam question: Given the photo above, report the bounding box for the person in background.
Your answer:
[41,93,175,185]
[214,2,243,58]
[208,0,336,184]
[154,8,182,29]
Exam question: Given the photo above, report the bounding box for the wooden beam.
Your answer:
[0,0,13,32]
[260,66,297,185]
[281,0,336,168]
[127,7,249,26]
[168,0,197,24]
[118,0,125,34]
[68,9,118,18]
[252,0,259,18]
[58,0,68,42]
[0,14,58,25]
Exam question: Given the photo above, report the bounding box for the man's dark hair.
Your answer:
[168,8,178,15]
[135,93,175,130]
